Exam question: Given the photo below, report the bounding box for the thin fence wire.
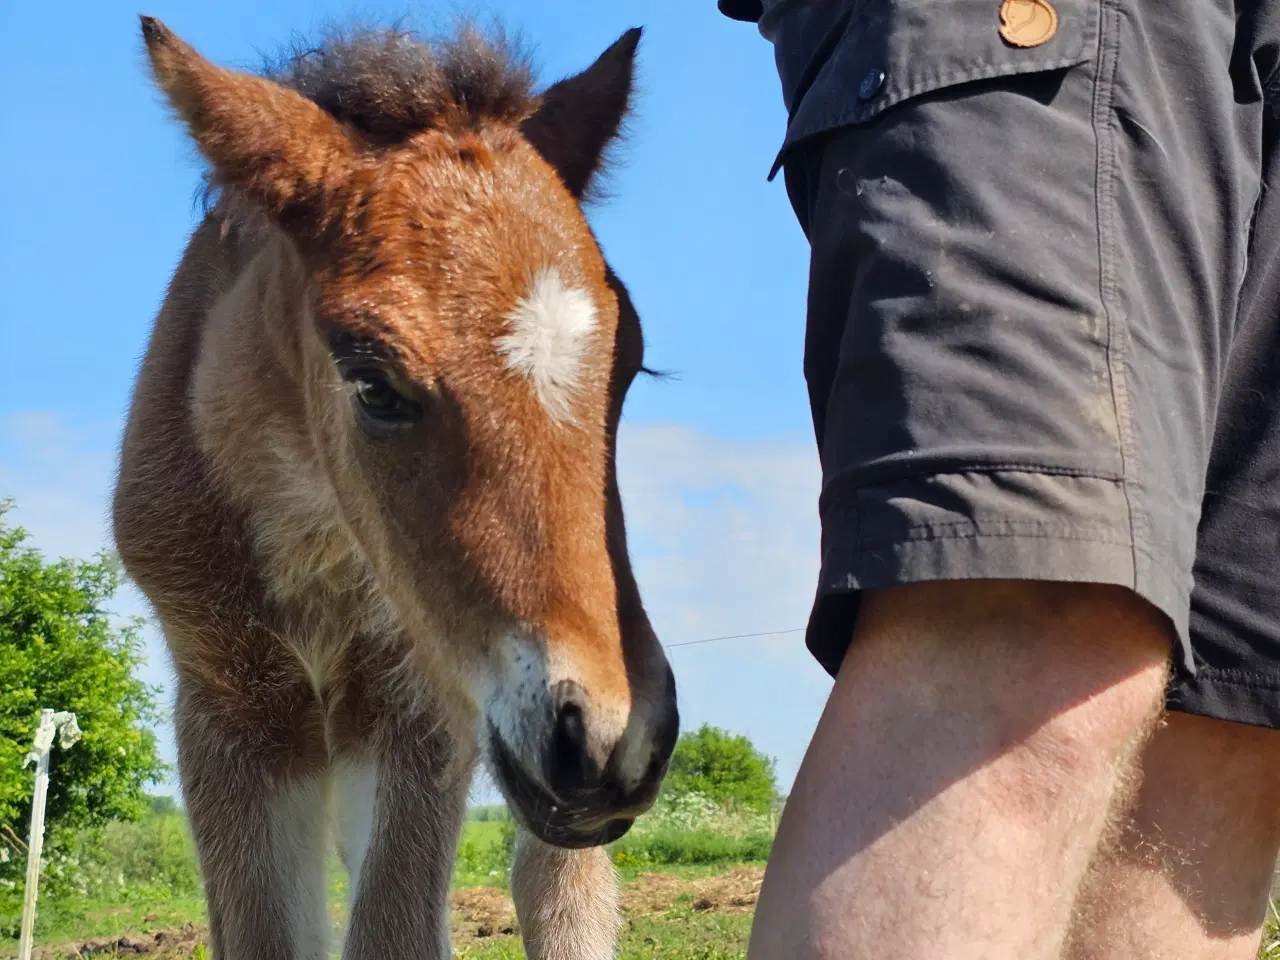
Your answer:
[664,627,804,650]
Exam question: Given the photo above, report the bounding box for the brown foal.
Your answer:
[113,16,677,959]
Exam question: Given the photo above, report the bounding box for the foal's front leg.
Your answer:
[175,681,330,960]
[338,719,470,960]
[511,829,622,960]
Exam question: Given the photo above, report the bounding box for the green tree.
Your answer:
[147,793,179,817]
[0,501,164,859]
[662,723,778,813]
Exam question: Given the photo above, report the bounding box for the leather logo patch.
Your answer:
[999,0,1059,47]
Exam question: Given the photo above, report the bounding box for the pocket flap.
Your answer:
[766,0,1100,179]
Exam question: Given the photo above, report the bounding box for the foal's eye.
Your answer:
[345,369,421,429]
[354,375,399,412]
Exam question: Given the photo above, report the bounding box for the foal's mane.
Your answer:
[200,20,537,217]
[264,22,536,143]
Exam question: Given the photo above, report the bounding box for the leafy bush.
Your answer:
[609,790,775,867]
[40,809,201,901]
[148,795,179,817]
[661,725,778,813]
[498,817,517,861]
[0,805,202,937]
[640,791,770,835]
[610,827,773,867]
[0,501,165,892]
[466,804,511,823]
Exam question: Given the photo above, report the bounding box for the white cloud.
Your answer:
[1,413,835,799]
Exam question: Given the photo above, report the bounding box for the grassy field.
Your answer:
[0,795,774,959]
[2,802,1277,959]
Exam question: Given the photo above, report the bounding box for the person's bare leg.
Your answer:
[1064,712,1280,960]
[746,580,1173,960]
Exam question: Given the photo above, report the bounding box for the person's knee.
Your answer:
[837,580,1174,787]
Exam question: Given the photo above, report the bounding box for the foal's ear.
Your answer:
[522,28,641,201]
[139,16,357,243]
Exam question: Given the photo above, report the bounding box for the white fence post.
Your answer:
[18,709,81,960]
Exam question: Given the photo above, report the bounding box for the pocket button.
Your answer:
[999,0,1059,47]
[858,68,886,101]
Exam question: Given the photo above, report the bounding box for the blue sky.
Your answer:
[0,0,835,801]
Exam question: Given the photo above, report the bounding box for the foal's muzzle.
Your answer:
[489,666,679,849]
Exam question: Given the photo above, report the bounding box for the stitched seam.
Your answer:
[847,516,1135,545]
[821,465,1128,526]
[1091,0,1139,588]
[867,461,1126,479]
[792,54,1094,141]
[1182,667,1280,691]
[826,529,1188,633]
[841,525,1185,584]
[855,527,1134,546]
[821,463,1127,502]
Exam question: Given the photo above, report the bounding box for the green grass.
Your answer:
[0,811,206,942]
[454,819,517,888]
[1261,901,1280,958]
[614,862,748,885]
[0,813,518,943]
[0,803,770,957]
[0,898,208,947]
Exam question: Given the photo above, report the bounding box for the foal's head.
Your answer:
[142,17,677,847]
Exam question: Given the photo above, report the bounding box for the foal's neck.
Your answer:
[193,228,375,620]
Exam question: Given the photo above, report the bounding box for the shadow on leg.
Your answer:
[511,830,621,960]
[1066,711,1280,960]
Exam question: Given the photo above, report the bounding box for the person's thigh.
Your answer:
[747,579,1173,960]
[758,0,1270,688]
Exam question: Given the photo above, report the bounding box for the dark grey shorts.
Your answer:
[722,0,1280,728]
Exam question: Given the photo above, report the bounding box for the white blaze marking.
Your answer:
[497,268,597,423]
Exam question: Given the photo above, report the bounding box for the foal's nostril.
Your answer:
[548,684,598,794]
[558,701,587,754]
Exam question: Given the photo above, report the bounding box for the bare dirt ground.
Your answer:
[624,866,764,917]
[29,925,203,959]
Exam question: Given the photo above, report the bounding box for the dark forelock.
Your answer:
[261,21,536,144]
